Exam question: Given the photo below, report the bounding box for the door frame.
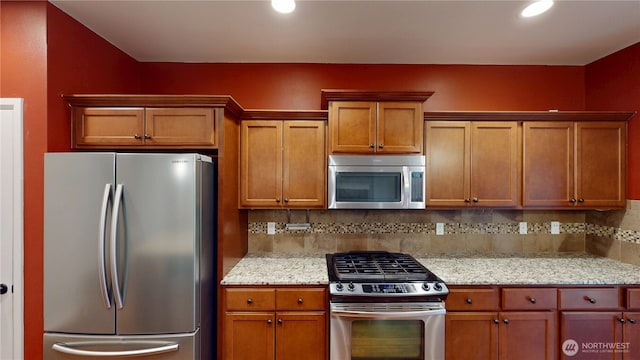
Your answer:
[0,98,24,359]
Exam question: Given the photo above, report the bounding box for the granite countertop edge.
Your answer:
[220,253,640,286]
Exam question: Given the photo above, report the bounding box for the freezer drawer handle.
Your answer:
[111,183,125,309]
[99,183,112,309]
[52,342,179,357]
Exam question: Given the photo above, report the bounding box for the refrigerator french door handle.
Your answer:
[52,342,179,357]
[99,183,112,309]
[110,183,125,309]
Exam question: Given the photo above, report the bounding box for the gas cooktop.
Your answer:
[326,251,449,299]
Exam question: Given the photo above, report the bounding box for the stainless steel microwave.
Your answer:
[328,155,426,209]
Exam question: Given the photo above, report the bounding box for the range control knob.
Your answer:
[433,283,443,291]
[422,283,431,291]
[347,282,356,291]
[336,283,344,292]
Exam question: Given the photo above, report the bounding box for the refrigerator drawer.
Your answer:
[44,331,199,360]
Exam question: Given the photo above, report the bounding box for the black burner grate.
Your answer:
[329,251,435,282]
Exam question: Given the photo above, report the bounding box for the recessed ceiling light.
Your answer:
[272,0,296,14]
[521,0,554,18]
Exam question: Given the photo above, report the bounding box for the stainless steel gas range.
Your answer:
[326,251,449,360]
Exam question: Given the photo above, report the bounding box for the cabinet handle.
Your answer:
[472,198,479,203]
[247,298,253,304]
[493,319,499,324]
[628,318,637,324]
[379,143,384,148]
[277,318,283,324]
[275,198,281,203]
[133,134,142,139]
[527,297,537,304]
[464,198,471,203]
[370,144,375,148]
[584,296,597,304]
[465,298,473,304]
[297,298,303,304]
[578,198,585,203]
[267,319,272,324]
[144,133,151,139]
[284,198,289,203]
[618,318,626,324]
[569,198,577,203]
[503,318,509,324]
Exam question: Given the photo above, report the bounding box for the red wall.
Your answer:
[586,42,640,199]
[141,63,585,111]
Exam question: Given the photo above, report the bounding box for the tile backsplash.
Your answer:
[248,201,640,266]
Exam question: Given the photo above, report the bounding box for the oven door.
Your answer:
[330,302,445,360]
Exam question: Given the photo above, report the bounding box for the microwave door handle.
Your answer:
[403,166,410,206]
[98,183,112,309]
[332,308,445,319]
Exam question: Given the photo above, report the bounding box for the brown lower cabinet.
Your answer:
[445,287,556,360]
[223,286,327,360]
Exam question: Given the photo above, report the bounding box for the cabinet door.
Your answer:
[623,312,639,360]
[425,121,471,207]
[445,312,498,360]
[275,312,327,360]
[377,102,423,154]
[499,312,556,360]
[224,312,275,360]
[72,107,144,147]
[328,101,376,153]
[282,121,326,208]
[523,122,574,207]
[576,121,626,208]
[560,312,623,360]
[240,121,283,207]
[145,108,216,147]
[470,122,520,207]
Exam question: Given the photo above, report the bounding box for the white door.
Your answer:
[0,98,24,360]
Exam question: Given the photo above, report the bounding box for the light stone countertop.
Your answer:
[220,253,640,286]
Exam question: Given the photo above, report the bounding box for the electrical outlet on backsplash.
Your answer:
[247,203,640,266]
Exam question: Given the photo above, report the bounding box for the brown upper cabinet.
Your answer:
[321,90,433,154]
[239,111,327,209]
[425,120,520,208]
[65,95,244,149]
[523,118,628,209]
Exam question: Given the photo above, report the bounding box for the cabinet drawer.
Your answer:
[559,288,621,310]
[225,288,275,311]
[502,288,557,310]
[276,288,326,310]
[446,288,499,311]
[627,288,640,310]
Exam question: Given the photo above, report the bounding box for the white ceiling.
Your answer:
[49,0,640,66]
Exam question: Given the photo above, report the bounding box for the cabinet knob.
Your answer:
[472,198,479,203]
[569,198,577,203]
[527,297,537,304]
[464,198,471,203]
[584,296,597,304]
[297,298,303,304]
[503,318,509,324]
[247,298,253,304]
[578,198,585,203]
[267,319,272,324]
[0,284,8,295]
[379,143,384,148]
[277,318,283,324]
[493,319,499,324]
[628,318,637,324]
[465,298,473,304]
[275,198,281,203]
[133,134,142,139]
[370,144,375,148]
[284,198,289,203]
[144,134,151,139]
[618,318,626,324]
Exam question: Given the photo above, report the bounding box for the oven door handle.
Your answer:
[332,308,445,319]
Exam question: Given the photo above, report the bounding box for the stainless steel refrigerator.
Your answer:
[43,153,215,359]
